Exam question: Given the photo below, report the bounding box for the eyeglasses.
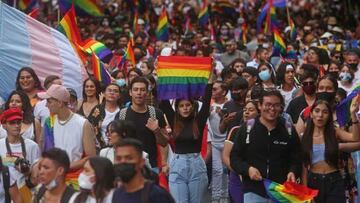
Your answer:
[263,103,283,110]
[302,81,315,86]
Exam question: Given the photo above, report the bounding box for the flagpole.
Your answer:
[57,7,60,23]
[13,0,17,8]
[285,0,291,26]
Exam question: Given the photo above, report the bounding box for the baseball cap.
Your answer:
[37,84,70,103]
[1,108,23,124]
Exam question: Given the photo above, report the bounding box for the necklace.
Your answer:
[57,112,74,126]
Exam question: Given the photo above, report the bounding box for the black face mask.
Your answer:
[327,71,339,80]
[114,163,137,183]
[316,92,336,104]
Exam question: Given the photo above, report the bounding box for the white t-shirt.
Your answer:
[69,189,115,203]
[0,138,40,185]
[53,113,86,162]
[101,108,120,145]
[0,125,6,139]
[21,123,35,141]
[33,100,50,127]
[99,147,152,168]
[246,59,259,69]
[207,102,227,148]
[279,86,297,110]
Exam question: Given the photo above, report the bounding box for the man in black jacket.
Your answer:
[230,90,301,203]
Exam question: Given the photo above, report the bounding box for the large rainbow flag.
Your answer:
[0,2,86,100]
[264,179,318,203]
[336,84,360,127]
[157,56,212,100]
[57,6,82,44]
[59,0,103,17]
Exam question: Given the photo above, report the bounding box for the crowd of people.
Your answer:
[1,0,360,203]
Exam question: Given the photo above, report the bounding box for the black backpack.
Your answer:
[33,185,75,203]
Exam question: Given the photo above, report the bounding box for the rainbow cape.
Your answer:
[336,84,360,127]
[273,27,286,56]
[157,56,212,100]
[264,179,318,203]
[59,0,103,17]
[92,51,111,85]
[156,7,169,41]
[198,0,209,27]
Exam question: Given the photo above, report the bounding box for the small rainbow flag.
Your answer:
[264,179,318,203]
[198,0,209,27]
[273,27,286,56]
[133,10,139,34]
[92,51,111,85]
[18,0,37,12]
[57,6,82,44]
[336,84,360,127]
[156,7,169,41]
[157,56,212,100]
[257,0,285,33]
[289,18,297,41]
[59,0,103,17]
[44,115,56,151]
[241,22,248,44]
[81,39,113,63]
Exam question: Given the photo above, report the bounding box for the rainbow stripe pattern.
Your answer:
[336,84,360,127]
[198,0,209,27]
[273,27,286,56]
[81,39,113,63]
[157,56,212,100]
[58,6,82,44]
[92,51,111,85]
[156,7,169,41]
[289,18,297,40]
[18,0,37,12]
[257,0,286,32]
[43,115,55,151]
[59,0,103,17]
[264,179,318,203]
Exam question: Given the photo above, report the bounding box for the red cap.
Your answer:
[1,108,23,124]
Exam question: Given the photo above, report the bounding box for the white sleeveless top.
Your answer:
[54,113,86,162]
[21,123,35,140]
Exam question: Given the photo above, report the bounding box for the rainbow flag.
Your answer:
[185,15,193,35]
[18,0,37,12]
[59,0,103,17]
[81,39,113,63]
[241,22,248,44]
[273,27,286,56]
[156,7,169,41]
[92,51,111,85]
[208,22,215,41]
[212,0,236,16]
[257,0,286,33]
[44,115,56,151]
[336,84,360,127]
[264,179,318,203]
[157,56,212,100]
[198,0,209,27]
[289,18,297,40]
[133,10,139,34]
[125,41,136,65]
[57,6,82,44]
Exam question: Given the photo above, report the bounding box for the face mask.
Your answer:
[316,92,336,103]
[258,69,271,81]
[116,79,126,87]
[78,172,94,190]
[327,43,336,50]
[327,71,339,79]
[339,72,352,82]
[45,178,58,191]
[302,84,316,95]
[114,163,137,183]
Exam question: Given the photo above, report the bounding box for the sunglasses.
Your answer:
[302,81,315,86]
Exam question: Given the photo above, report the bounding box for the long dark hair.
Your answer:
[258,62,277,85]
[107,120,137,140]
[74,157,115,203]
[16,67,43,91]
[302,100,339,168]
[82,77,101,102]
[173,99,200,139]
[5,90,34,124]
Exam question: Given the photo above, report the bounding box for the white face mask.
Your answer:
[45,178,58,191]
[78,173,94,190]
[327,43,336,50]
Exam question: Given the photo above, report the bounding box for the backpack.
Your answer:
[1,164,10,203]
[245,116,293,144]
[118,105,156,120]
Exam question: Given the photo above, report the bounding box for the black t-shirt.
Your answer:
[118,107,166,167]
[286,95,308,123]
[222,100,244,132]
[112,183,175,203]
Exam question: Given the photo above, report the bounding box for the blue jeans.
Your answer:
[352,151,360,203]
[244,192,274,203]
[169,153,208,203]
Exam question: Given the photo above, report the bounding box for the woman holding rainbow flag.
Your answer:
[301,97,360,202]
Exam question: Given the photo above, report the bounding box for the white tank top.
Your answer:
[54,113,86,162]
[21,123,35,140]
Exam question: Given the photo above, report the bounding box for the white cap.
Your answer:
[137,18,145,25]
[332,26,343,33]
[320,32,333,39]
[160,47,172,56]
